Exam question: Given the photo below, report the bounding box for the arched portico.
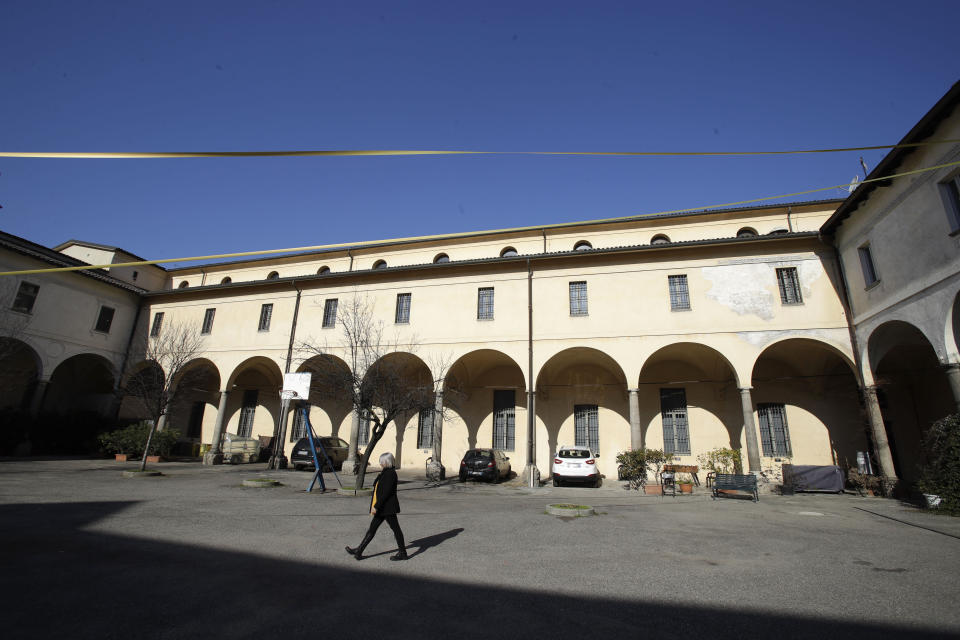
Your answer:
[165,359,222,447]
[224,357,284,445]
[0,337,41,411]
[293,354,354,455]
[41,353,116,453]
[751,338,866,473]
[638,342,744,469]
[535,347,629,479]
[868,321,954,481]
[442,349,526,473]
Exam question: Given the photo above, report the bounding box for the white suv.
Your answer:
[552,445,602,487]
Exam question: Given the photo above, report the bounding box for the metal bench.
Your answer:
[712,473,759,502]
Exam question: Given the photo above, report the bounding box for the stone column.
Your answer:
[628,388,641,450]
[28,380,49,419]
[862,386,898,480]
[341,410,362,475]
[738,387,762,473]
[203,390,230,465]
[523,390,540,486]
[943,363,960,412]
[428,391,445,479]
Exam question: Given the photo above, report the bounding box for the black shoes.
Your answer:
[345,545,363,560]
[390,550,408,561]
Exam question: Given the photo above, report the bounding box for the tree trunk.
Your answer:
[138,420,159,472]
[355,419,390,490]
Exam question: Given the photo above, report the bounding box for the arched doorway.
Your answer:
[536,347,628,479]
[41,353,116,452]
[167,359,222,450]
[637,343,741,466]
[294,354,354,455]
[751,339,865,470]
[868,321,954,481]
[443,349,526,472]
[0,338,42,454]
[226,357,284,446]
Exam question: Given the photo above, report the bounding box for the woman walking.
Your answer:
[345,452,408,561]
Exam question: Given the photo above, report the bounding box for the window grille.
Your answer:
[493,390,516,450]
[12,281,40,313]
[668,275,690,310]
[395,293,411,323]
[201,308,216,334]
[417,408,434,449]
[238,390,258,437]
[150,312,164,337]
[258,303,273,331]
[477,287,494,320]
[358,414,370,447]
[858,244,879,287]
[574,404,599,452]
[322,298,338,328]
[660,388,691,454]
[95,306,115,333]
[776,267,803,304]
[569,281,588,316]
[758,403,792,457]
[290,405,309,441]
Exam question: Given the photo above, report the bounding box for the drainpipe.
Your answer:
[787,206,794,232]
[541,228,547,254]
[526,258,538,487]
[200,268,207,287]
[348,249,354,272]
[270,281,302,469]
[112,299,145,425]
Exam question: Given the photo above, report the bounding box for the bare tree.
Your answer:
[298,294,449,489]
[121,319,205,471]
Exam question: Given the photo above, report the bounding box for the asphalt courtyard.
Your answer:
[1,459,959,639]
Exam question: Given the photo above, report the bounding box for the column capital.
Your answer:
[738,386,754,393]
[628,387,640,394]
[943,362,960,372]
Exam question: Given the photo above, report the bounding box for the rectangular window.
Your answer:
[660,388,691,455]
[258,303,273,331]
[150,312,164,337]
[94,306,115,333]
[417,408,434,449]
[477,287,494,320]
[668,275,690,310]
[201,308,216,335]
[322,298,338,328]
[493,390,516,451]
[358,414,370,447]
[187,401,205,439]
[290,405,309,441]
[776,267,803,304]
[858,244,879,287]
[574,404,600,452]
[569,281,588,316]
[11,281,40,314]
[939,174,960,233]
[758,403,792,457]
[238,390,258,437]
[395,293,411,324]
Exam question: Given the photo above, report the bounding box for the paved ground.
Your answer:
[1,458,959,639]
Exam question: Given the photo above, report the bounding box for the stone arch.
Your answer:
[442,349,526,471]
[224,356,284,444]
[945,288,960,364]
[0,337,42,411]
[535,347,629,479]
[867,320,954,481]
[637,342,741,463]
[751,338,866,471]
[166,358,222,444]
[41,353,116,453]
[295,354,354,442]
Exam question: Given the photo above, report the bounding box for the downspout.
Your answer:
[271,281,303,468]
[527,257,537,487]
[541,228,547,254]
[787,206,794,232]
[348,249,354,272]
[112,298,145,425]
[200,268,207,287]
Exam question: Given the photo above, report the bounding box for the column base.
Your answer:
[202,452,223,466]
[522,464,541,487]
[341,459,358,476]
[267,455,288,470]
[426,460,446,480]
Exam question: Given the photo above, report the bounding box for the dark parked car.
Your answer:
[291,436,349,471]
[458,448,511,483]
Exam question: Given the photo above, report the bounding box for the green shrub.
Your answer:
[697,447,743,474]
[917,413,960,514]
[97,422,181,457]
[616,449,648,487]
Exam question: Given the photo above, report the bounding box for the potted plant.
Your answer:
[644,448,674,495]
[615,449,648,491]
[676,472,694,493]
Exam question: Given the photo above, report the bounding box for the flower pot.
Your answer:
[115,454,128,462]
[679,483,693,494]
[643,484,663,495]
[145,455,162,463]
[923,494,942,509]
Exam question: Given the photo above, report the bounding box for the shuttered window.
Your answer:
[668,275,690,310]
[150,312,164,337]
[395,293,411,324]
[574,404,599,452]
[258,304,273,331]
[477,287,494,320]
[201,308,216,334]
[238,390,258,437]
[493,390,515,451]
[660,388,691,454]
[758,403,792,457]
[322,299,338,328]
[569,281,588,316]
[94,306,115,333]
[858,244,879,287]
[776,267,803,304]
[417,408,434,449]
[11,281,40,313]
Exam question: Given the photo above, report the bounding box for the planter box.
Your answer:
[145,455,162,463]
[115,454,128,462]
[679,484,693,494]
[643,484,663,495]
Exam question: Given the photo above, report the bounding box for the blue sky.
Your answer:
[1,1,958,267]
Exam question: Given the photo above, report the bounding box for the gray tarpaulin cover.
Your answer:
[782,464,844,492]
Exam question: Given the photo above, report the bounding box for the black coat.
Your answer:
[369,467,400,516]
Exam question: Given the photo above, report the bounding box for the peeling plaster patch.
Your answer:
[702,264,775,320]
[736,328,846,348]
[798,260,826,301]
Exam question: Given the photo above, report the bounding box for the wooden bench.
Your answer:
[712,473,759,502]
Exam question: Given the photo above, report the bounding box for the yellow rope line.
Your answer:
[1,139,959,159]
[3,158,959,278]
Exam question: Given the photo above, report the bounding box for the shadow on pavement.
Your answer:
[0,501,954,639]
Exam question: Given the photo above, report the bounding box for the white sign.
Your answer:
[281,372,312,401]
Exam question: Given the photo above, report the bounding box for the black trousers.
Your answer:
[364,514,405,550]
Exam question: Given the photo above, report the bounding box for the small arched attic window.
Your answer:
[317,266,331,275]
[574,240,593,251]
[768,228,788,235]
[373,260,387,270]
[178,281,189,289]
[220,277,232,284]
[267,271,280,279]
[433,253,450,264]
[500,247,518,257]
[651,234,671,245]
[736,227,758,238]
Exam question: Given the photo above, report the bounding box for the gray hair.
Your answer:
[379,452,396,468]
